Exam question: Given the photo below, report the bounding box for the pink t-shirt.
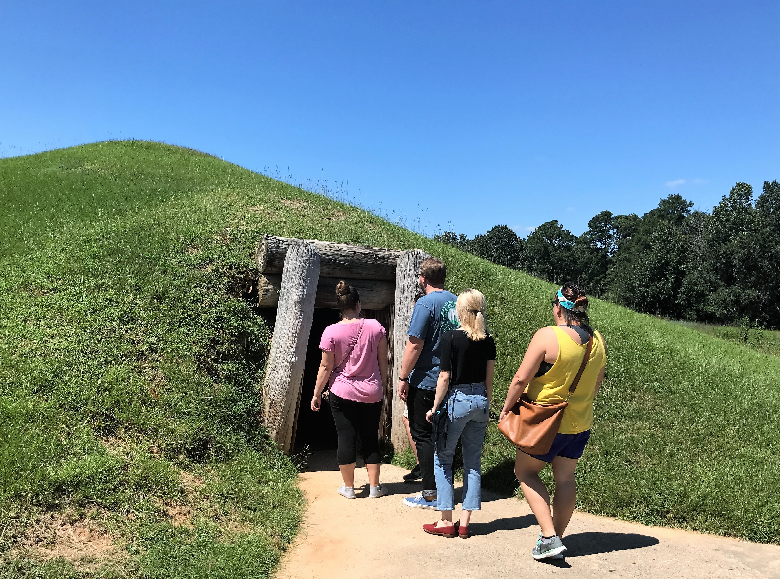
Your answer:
[319,318,386,403]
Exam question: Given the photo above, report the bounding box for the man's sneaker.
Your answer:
[532,534,567,560]
[337,485,356,499]
[369,485,389,498]
[403,493,437,509]
[403,464,422,482]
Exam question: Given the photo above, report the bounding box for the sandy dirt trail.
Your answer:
[275,452,780,579]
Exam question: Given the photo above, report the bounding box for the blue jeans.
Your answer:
[434,383,489,512]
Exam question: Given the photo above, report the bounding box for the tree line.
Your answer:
[436,181,780,329]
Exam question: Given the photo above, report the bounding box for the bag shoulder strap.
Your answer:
[566,334,593,398]
[335,319,365,372]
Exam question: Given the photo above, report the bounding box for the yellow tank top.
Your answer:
[526,326,606,435]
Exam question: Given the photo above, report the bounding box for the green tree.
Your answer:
[521,220,577,284]
[469,225,523,269]
[607,195,693,317]
[684,183,764,324]
[573,210,618,297]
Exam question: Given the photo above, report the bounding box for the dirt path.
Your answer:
[275,452,780,579]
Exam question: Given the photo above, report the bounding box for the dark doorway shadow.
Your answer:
[294,308,342,454]
[562,531,659,557]
[299,448,341,472]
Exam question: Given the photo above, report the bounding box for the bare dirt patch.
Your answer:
[14,511,121,570]
[280,199,308,210]
[324,210,348,222]
[180,471,205,492]
[165,505,194,528]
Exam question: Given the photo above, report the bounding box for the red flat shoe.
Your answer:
[458,525,469,539]
[423,522,457,537]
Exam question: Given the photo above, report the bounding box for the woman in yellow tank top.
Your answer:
[499,284,606,561]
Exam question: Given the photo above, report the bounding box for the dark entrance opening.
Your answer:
[294,308,342,452]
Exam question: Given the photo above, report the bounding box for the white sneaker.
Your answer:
[369,485,389,498]
[337,485,356,499]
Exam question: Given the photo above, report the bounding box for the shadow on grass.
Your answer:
[482,457,518,496]
[563,531,659,557]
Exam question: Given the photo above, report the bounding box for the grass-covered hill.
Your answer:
[1,141,779,577]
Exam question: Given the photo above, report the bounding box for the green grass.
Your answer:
[1,141,779,578]
[675,320,780,358]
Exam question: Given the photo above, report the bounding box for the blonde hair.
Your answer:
[456,289,488,341]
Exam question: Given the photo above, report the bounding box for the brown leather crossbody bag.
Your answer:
[498,334,593,455]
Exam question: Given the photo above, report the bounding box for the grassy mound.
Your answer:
[1,141,778,577]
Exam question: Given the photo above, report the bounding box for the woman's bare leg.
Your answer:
[460,509,472,527]
[515,450,555,537]
[436,510,454,527]
[550,456,578,537]
[339,463,356,488]
[366,463,380,487]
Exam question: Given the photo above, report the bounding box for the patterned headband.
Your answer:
[557,289,587,313]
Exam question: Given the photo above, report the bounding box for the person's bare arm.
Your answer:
[398,336,424,401]
[377,336,389,390]
[484,360,495,403]
[499,328,551,420]
[311,350,335,411]
[427,370,450,423]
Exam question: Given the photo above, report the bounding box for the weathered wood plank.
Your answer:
[257,275,395,309]
[262,242,321,452]
[256,235,402,280]
[391,249,431,450]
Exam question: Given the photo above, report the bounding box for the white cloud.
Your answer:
[665,179,686,188]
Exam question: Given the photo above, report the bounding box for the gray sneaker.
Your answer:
[337,485,356,499]
[532,534,567,560]
[536,533,565,560]
[369,485,388,498]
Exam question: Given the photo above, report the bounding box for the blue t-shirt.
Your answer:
[407,290,459,390]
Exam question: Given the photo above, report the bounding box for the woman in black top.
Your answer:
[422,289,495,538]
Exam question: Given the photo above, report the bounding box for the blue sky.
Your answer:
[2,1,778,237]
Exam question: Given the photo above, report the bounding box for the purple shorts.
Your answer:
[524,430,591,463]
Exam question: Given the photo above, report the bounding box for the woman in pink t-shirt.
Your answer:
[311,281,389,499]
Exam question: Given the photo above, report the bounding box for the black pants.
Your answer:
[329,393,383,466]
[407,384,436,497]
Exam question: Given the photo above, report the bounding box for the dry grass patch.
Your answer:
[279,199,308,210]
[12,511,122,570]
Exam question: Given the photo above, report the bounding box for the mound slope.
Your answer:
[1,141,778,577]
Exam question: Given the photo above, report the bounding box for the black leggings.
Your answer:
[329,393,383,465]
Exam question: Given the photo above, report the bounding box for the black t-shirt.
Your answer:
[439,330,496,386]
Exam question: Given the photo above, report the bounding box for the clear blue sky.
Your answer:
[2,1,778,237]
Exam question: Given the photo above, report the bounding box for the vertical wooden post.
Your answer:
[262,241,321,452]
[391,249,431,450]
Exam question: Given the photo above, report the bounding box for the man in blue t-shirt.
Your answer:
[398,257,459,508]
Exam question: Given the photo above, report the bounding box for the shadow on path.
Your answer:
[469,514,537,535]
[563,531,660,557]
